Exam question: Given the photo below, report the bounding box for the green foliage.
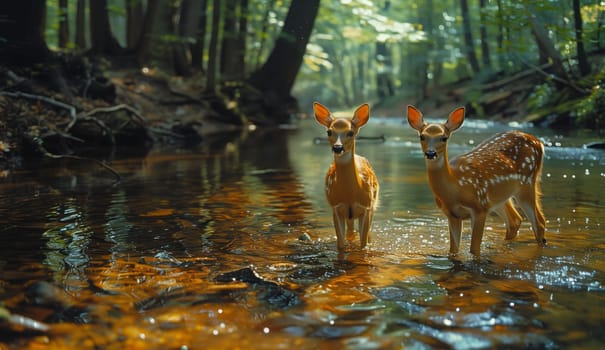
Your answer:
[527,67,605,130]
[39,0,603,116]
[575,82,605,130]
[107,4,126,17]
[527,83,556,111]
[295,0,426,107]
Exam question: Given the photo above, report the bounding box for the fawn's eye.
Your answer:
[347,131,354,137]
[420,135,426,141]
[441,136,448,142]
[327,130,332,136]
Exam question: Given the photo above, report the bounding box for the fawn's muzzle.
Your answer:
[425,150,438,159]
[332,145,344,154]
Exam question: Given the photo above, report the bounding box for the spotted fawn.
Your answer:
[314,102,379,250]
[407,105,546,255]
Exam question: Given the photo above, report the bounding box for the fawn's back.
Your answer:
[450,130,544,209]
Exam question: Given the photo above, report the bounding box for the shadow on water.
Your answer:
[0,118,604,348]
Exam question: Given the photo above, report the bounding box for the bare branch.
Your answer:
[37,144,121,184]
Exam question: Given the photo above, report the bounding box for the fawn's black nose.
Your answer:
[332,145,344,154]
[425,150,437,159]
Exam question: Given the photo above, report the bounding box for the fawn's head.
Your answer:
[314,102,370,161]
[407,105,465,163]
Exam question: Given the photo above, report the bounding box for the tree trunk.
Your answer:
[495,0,506,70]
[375,1,394,100]
[460,0,480,74]
[174,0,202,76]
[126,0,144,50]
[75,0,86,48]
[596,7,604,51]
[217,0,247,80]
[479,0,491,68]
[573,0,590,76]
[526,9,569,81]
[248,0,320,104]
[58,0,69,48]
[136,0,175,72]
[191,0,208,71]
[254,0,276,70]
[0,1,80,98]
[136,0,156,57]
[235,0,248,78]
[325,42,351,106]
[351,55,361,101]
[353,52,366,101]
[220,0,239,80]
[433,33,445,97]
[417,0,433,101]
[0,1,50,64]
[206,0,222,93]
[90,0,122,54]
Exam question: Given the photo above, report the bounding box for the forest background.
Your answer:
[0,0,604,168]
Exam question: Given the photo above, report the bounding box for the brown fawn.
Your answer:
[314,102,380,250]
[407,105,546,255]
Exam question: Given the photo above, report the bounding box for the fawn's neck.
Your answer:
[333,147,362,187]
[426,150,457,196]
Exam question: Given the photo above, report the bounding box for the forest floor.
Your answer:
[0,59,250,171]
[371,74,540,122]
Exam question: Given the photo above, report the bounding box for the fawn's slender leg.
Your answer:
[493,199,522,240]
[504,199,523,240]
[332,207,346,250]
[358,209,371,249]
[448,217,462,254]
[346,218,355,231]
[517,189,546,245]
[470,212,487,255]
[367,210,374,244]
[346,218,355,240]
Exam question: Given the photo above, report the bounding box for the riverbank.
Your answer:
[1,53,603,171]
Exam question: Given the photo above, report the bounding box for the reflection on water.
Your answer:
[0,118,604,349]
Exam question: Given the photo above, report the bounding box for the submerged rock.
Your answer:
[25,281,75,309]
[215,266,302,309]
[24,281,91,324]
[215,266,265,284]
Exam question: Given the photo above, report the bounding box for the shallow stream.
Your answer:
[1,116,604,349]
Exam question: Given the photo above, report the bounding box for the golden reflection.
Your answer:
[139,208,175,217]
[1,121,604,349]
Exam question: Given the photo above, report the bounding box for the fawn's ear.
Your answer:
[313,102,333,128]
[445,107,465,132]
[407,105,425,132]
[352,103,370,128]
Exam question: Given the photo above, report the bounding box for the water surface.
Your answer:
[1,117,604,349]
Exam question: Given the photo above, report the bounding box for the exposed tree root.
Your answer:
[0,90,143,180]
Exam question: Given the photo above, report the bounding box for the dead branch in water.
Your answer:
[37,143,122,184]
